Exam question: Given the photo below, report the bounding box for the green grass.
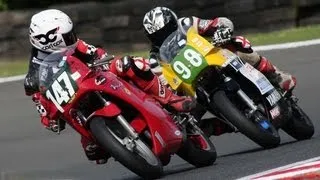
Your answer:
[0,61,28,77]
[245,24,320,46]
[1,24,320,77]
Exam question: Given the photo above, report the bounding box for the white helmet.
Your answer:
[29,9,77,52]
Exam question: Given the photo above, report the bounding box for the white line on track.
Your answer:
[252,38,320,51]
[1,38,320,84]
[237,156,320,180]
[0,74,26,84]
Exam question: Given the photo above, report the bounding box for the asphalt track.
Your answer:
[0,45,320,180]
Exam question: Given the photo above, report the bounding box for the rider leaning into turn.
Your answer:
[142,6,297,135]
[24,9,195,165]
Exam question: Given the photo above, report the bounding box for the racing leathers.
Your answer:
[24,40,195,164]
[148,16,297,135]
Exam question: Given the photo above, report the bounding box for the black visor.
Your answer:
[146,19,178,47]
[62,29,77,46]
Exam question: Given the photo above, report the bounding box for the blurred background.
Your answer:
[0,0,320,59]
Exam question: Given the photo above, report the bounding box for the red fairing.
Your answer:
[40,54,183,158]
[130,115,147,134]
[88,104,121,120]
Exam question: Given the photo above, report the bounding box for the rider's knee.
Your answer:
[114,56,154,81]
[237,51,260,66]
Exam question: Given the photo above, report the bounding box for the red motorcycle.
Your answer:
[38,51,217,179]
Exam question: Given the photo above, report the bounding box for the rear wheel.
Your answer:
[282,102,314,140]
[211,90,280,148]
[177,128,217,167]
[89,117,163,179]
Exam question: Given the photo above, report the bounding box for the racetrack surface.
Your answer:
[0,45,319,180]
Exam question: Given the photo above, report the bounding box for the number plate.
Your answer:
[46,71,79,112]
[171,45,208,84]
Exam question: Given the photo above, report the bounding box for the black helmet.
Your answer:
[143,7,178,47]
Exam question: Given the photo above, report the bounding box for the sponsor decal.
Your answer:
[42,39,63,50]
[110,80,122,90]
[270,105,280,119]
[158,80,165,98]
[266,90,282,106]
[123,87,131,95]
[34,27,59,45]
[95,75,106,85]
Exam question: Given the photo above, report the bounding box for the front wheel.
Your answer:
[89,117,163,179]
[210,90,280,148]
[177,130,217,167]
[282,102,314,140]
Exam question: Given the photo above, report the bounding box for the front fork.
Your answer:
[173,113,202,136]
[223,76,265,119]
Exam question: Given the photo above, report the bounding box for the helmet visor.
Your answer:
[147,20,177,47]
[62,29,77,46]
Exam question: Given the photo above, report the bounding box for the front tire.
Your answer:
[177,131,217,167]
[282,103,314,140]
[89,117,163,179]
[211,91,280,148]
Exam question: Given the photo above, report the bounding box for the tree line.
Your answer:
[0,0,115,10]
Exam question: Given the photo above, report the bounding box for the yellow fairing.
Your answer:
[186,27,232,67]
[162,27,233,96]
[161,62,195,96]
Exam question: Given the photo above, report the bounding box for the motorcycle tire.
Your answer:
[177,131,217,167]
[282,104,314,140]
[89,117,163,179]
[211,90,280,148]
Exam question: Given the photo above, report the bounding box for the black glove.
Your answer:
[24,74,40,96]
[212,28,232,46]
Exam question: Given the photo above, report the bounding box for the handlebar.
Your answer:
[88,55,115,68]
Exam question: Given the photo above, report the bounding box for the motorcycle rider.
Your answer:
[25,9,195,164]
[142,7,297,135]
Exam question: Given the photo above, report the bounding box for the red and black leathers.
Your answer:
[25,40,195,164]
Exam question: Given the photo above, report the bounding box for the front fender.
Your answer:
[86,103,121,125]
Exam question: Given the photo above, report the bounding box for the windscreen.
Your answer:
[159,29,187,62]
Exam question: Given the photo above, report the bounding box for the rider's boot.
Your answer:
[81,136,110,165]
[143,75,196,112]
[256,56,296,92]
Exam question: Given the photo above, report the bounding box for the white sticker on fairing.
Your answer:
[270,105,281,119]
[229,58,244,71]
[239,63,274,95]
[221,49,239,67]
[266,90,282,107]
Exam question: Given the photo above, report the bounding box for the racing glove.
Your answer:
[41,117,66,133]
[32,93,65,133]
[212,27,232,46]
